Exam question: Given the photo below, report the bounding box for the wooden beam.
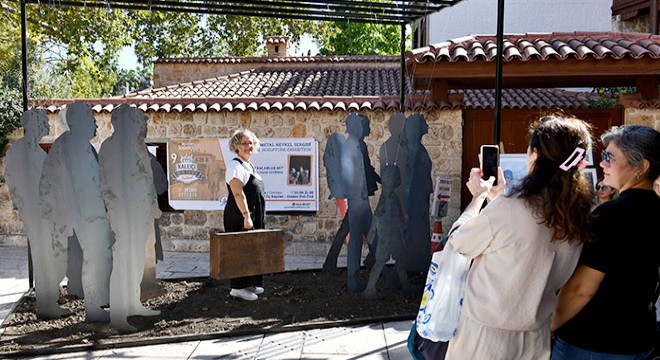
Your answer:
[636,76,660,100]
[431,79,449,102]
[411,58,660,89]
[651,0,659,34]
[413,58,660,79]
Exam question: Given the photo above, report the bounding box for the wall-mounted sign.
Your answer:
[432,174,452,218]
[167,138,319,212]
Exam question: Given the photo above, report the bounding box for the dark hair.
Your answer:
[601,125,660,181]
[509,115,593,244]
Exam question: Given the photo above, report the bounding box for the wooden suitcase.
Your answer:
[209,229,285,279]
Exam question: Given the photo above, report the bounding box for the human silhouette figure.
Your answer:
[99,105,160,332]
[53,107,84,300]
[40,101,113,322]
[401,114,433,272]
[379,113,407,205]
[4,109,70,319]
[323,113,376,292]
[362,165,415,299]
[141,151,167,301]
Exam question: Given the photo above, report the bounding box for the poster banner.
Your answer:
[168,139,227,210]
[167,138,319,211]
[255,138,319,211]
[432,174,452,218]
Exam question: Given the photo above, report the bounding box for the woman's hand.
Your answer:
[243,215,254,230]
[488,167,507,201]
[466,168,494,197]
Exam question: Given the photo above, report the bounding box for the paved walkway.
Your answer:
[0,246,414,359]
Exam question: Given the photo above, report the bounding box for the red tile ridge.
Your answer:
[409,31,660,64]
[155,55,399,64]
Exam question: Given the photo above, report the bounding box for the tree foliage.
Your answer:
[316,21,406,56]
[0,84,22,156]
[0,1,404,100]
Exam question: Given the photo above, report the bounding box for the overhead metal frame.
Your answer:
[20,0,464,112]
[24,0,460,24]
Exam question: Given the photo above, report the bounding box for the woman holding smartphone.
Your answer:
[443,115,594,359]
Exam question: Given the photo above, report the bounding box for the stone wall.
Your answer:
[612,14,652,34]
[624,107,660,130]
[0,109,465,256]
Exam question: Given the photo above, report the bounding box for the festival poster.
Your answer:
[167,138,319,211]
[167,139,227,210]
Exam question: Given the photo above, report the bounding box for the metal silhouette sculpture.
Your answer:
[54,107,84,300]
[141,151,167,300]
[401,114,433,272]
[362,165,414,298]
[323,113,377,292]
[4,109,71,319]
[40,102,113,322]
[99,105,160,332]
[379,113,407,202]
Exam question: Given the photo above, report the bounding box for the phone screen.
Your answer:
[481,145,499,185]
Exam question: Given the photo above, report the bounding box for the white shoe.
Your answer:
[230,288,258,301]
[247,286,264,295]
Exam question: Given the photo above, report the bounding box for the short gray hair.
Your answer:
[601,125,660,181]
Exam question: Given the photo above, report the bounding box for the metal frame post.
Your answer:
[21,0,29,111]
[400,22,406,112]
[20,0,34,289]
[494,0,505,145]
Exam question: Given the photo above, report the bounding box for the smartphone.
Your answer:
[480,145,500,185]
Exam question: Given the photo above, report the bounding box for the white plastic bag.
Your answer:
[416,242,470,342]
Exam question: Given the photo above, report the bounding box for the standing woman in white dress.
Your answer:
[223,129,266,301]
[444,115,594,359]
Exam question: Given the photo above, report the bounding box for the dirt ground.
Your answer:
[0,267,424,355]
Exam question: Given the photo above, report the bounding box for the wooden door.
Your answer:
[460,107,624,209]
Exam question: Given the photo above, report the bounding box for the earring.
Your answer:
[636,174,640,180]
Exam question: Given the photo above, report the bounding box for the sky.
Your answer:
[118,34,319,70]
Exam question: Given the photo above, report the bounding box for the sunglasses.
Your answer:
[596,185,610,191]
[601,150,613,166]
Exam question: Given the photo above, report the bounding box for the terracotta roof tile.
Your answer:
[266,36,289,44]
[32,88,601,113]
[127,67,407,99]
[155,55,398,64]
[460,88,590,109]
[407,32,660,63]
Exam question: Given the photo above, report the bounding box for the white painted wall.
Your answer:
[429,0,613,44]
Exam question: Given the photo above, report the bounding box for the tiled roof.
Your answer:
[33,88,605,114]
[128,68,405,98]
[407,32,660,63]
[461,88,589,109]
[266,36,289,44]
[155,55,399,64]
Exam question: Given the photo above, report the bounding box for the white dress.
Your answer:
[445,195,582,360]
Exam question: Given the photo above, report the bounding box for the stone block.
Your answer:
[171,213,184,225]
[292,124,306,137]
[184,211,207,226]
